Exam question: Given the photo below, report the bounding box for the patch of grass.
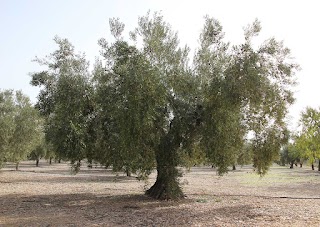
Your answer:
[236,166,319,186]
[195,198,207,203]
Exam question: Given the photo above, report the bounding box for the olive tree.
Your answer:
[31,36,94,171]
[31,12,297,199]
[94,13,298,199]
[295,107,320,170]
[0,90,42,169]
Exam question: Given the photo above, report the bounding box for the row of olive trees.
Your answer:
[30,12,298,200]
[0,90,43,170]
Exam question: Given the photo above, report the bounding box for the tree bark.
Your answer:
[312,163,314,170]
[49,157,52,165]
[15,162,19,171]
[36,158,39,167]
[145,131,184,200]
[125,167,131,177]
[318,160,320,171]
[232,165,236,170]
[76,160,81,173]
[300,162,302,168]
[146,164,183,200]
[290,162,294,169]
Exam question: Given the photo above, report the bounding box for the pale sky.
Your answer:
[1,0,319,130]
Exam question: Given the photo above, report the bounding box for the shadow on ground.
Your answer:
[0,193,258,226]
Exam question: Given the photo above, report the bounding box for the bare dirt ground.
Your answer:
[0,161,320,226]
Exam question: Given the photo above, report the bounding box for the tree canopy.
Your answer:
[295,107,320,170]
[30,36,94,171]
[0,90,42,169]
[31,12,298,199]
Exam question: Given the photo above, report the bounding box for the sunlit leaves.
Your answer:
[295,107,320,166]
[109,18,125,40]
[31,37,93,168]
[0,90,42,167]
[195,17,297,174]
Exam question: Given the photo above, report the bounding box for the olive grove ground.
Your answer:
[0,161,319,226]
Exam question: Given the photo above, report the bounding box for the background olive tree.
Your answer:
[295,107,320,170]
[31,36,94,172]
[0,90,42,170]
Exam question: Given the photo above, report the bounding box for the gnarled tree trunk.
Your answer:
[125,167,131,177]
[146,163,183,200]
[290,161,294,169]
[146,131,184,200]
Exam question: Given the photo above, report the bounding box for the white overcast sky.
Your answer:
[1,0,319,130]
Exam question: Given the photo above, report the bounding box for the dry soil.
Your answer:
[0,161,320,226]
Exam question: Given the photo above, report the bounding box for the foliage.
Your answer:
[279,143,302,167]
[31,36,94,171]
[295,107,320,168]
[28,133,50,166]
[194,17,296,175]
[0,90,15,167]
[236,141,254,166]
[0,90,42,168]
[44,142,56,163]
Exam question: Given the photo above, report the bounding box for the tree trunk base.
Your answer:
[290,162,294,169]
[125,168,131,177]
[146,178,184,200]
